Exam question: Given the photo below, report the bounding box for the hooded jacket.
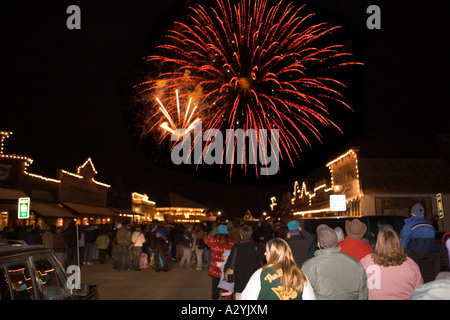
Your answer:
[400,216,434,245]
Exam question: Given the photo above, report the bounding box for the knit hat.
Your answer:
[317,224,338,248]
[287,220,300,234]
[218,224,228,235]
[411,203,425,217]
[345,219,367,240]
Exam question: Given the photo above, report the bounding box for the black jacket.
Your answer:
[285,229,314,268]
[225,240,266,293]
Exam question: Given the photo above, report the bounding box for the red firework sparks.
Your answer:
[136,0,361,176]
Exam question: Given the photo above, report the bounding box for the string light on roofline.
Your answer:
[290,148,364,215]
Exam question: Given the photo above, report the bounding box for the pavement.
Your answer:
[80,256,213,300]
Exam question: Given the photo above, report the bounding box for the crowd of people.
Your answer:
[1,202,449,300]
[201,202,450,300]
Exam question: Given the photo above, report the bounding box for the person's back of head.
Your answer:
[265,238,306,295]
[239,225,253,241]
[372,227,407,267]
[316,224,338,249]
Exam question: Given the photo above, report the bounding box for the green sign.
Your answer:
[436,193,444,219]
[18,197,30,219]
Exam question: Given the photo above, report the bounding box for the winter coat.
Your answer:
[285,229,314,268]
[84,228,96,244]
[224,240,265,293]
[338,237,373,261]
[116,227,132,246]
[65,224,79,247]
[241,267,316,300]
[96,234,111,250]
[131,232,146,247]
[400,216,435,248]
[301,246,368,300]
[204,234,234,278]
[360,254,423,299]
[182,231,194,248]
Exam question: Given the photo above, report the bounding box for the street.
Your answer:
[80,257,212,300]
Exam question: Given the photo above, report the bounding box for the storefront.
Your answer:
[288,148,450,232]
[0,188,30,229]
[57,158,119,225]
[0,131,121,227]
[0,131,34,228]
[131,192,156,223]
[157,192,215,223]
[0,130,160,229]
[30,201,77,228]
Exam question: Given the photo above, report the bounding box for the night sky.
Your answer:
[1,0,449,219]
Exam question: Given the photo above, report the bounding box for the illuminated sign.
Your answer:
[330,195,346,212]
[18,197,30,219]
[437,193,444,219]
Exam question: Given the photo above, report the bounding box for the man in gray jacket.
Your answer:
[302,224,368,300]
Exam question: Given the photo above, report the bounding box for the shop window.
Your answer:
[375,197,432,221]
[34,256,70,300]
[7,262,34,300]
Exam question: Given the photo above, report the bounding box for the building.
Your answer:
[288,147,450,232]
[0,131,77,229]
[156,192,214,223]
[56,158,120,226]
[131,192,157,223]
[0,131,138,229]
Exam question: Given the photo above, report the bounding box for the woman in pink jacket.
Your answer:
[204,224,234,300]
[360,227,423,300]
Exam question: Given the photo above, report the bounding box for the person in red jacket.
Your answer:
[204,224,234,300]
[339,219,372,261]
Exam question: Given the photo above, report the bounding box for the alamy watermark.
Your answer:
[366,265,381,289]
[66,5,380,30]
[66,265,81,291]
[170,121,280,176]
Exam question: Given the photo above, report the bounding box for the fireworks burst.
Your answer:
[156,89,201,140]
[135,0,361,176]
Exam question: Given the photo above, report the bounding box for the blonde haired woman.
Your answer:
[241,238,315,300]
[360,227,423,299]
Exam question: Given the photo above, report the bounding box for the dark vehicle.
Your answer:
[0,239,97,300]
[298,215,407,247]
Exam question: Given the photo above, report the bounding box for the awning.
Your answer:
[0,188,28,200]
[31,201,76,218]
[62,202,119,217]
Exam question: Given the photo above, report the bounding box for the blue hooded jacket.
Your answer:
[400,216,438,253]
